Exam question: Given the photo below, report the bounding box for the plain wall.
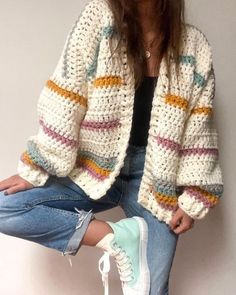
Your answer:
[0,0,235,294]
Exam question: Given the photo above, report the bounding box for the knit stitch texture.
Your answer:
[17,0,224,225]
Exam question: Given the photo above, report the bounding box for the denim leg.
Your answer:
[0,174,123,261]
[119,146,179,295]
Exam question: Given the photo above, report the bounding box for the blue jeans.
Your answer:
[0,144,179,295]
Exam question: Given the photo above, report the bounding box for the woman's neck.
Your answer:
[137,0,155,17]
[137,1,156,30]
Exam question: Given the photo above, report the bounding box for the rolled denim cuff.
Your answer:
[62,208,96,256]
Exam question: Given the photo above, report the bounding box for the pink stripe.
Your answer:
[39,118,78,148]
[80,165,107,180]
[81,119,121,130]
[157,202,178,211]
[180,147,218,156]
[156,135,181,153]
[184,187,213,208]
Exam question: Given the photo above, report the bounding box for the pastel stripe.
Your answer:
[46,80,87,107]
[87,25,117,79]
[184,186,219,208]
[180,147,218,156]
[194,71,206,87]
[156,135,181,153]
[179,55,196,66]
[149,181,178,211]
[76,150,117,170]
[153,179,177,196]
[165,94,189,110]
[179,56,206,88]
[39,118,78,148]
[102,25,116,38]
[153,192,178,210]
[81,119,121,130]
[87,44,100,79]
[77,157,112,179]
[23,141,56,174]
[20,151,45,171]
[199,184,224,198]
[93,75,123,88]
[80,164,108,180]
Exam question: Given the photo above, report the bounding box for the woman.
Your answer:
[0,0,224,294]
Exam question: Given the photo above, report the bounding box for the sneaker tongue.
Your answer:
[95,233,116,254]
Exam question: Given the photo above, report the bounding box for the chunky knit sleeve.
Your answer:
[17,8,91,187]
[176,31,224,220]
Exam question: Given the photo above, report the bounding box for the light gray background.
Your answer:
[0,0,235,294]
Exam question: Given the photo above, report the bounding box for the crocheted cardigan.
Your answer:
[17,0,224,225]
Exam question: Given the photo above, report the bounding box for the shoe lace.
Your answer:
[98,243,134,295]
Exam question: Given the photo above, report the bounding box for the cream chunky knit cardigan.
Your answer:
[17,0,224,225]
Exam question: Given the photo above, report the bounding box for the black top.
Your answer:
[129,76,158,147]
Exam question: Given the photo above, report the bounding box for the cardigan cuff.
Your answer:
[177,190,210,220]
[17,159,49,187]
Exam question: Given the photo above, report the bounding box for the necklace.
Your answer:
[144,36,156,59]
[145,50,151,59]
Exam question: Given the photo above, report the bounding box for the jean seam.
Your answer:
[25,204,81,218]
[117,176,125,206]
[25,195,85,207]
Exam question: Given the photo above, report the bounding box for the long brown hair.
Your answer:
[106,0,186,89]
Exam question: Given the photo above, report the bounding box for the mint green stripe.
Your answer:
[86,25,117,79]
[102,25,115,38]
[86,44,100,79]
[194,71,206,87]
[27,141,56,175]
[179,55,196,66]
[78,150,117,170]
[153,179,177,197]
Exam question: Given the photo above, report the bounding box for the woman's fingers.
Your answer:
[1,174,34,195]
[4,185,23,195]
[4,182,34,195]
[169,208,194,235]
[0,176,16,191]
[172,219,193,235]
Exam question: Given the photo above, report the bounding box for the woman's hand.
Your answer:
[0,174,34,196]
[169,207,195,234]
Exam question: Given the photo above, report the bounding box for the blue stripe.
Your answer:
[194,71,206,87]
[27,141,56,175]
[86,44,100,79]
[102,25,115,38]
[153,179,178,197]
[86,25,117,79]
[179,55,196,66]
[78,150,117,170]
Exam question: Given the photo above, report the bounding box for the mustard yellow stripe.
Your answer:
[153,191,178,206]
[20,151,42,171]
[78,157,111,178]
[165,94,189,110]
[191,107,213,115]
[148,185,178,207]
[93,75,123,88]
[46,80,87,108]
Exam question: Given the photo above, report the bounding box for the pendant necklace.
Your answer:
[144,37,155,59]
[145,49,151,59]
